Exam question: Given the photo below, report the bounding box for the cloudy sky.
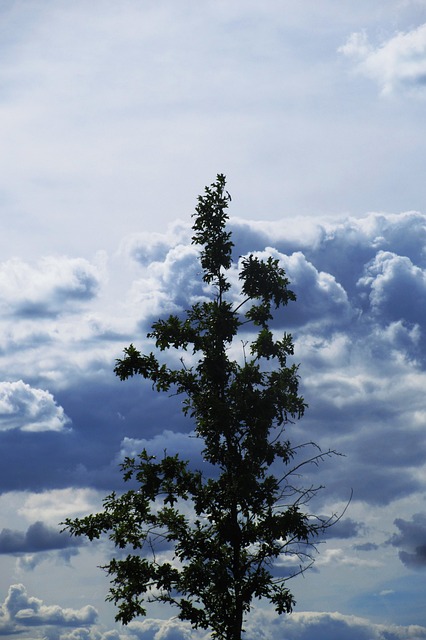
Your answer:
[1,1,426,638]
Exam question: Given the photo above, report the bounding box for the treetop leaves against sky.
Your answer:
[65,175,337,640]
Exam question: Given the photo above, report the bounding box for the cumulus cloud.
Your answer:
[119,221,191,266]
[388,512,426,569]
[339,24,426,94]
[358,251,426,324]
[0,584,97,635]
[128,243,206,321]
[0,380,70,432]
[0,255,104,318]
[278,250,353,328]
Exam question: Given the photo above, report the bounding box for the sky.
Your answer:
[1,0,426,638]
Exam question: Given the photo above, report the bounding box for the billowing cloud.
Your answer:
[119,222,191,266]
[128,243,206,320]
[0,380,70,432]
[358,251,426,324]
[0,584,97,636]
[339,24,426,94]
[277,250,353,328]
[0,255,104,318]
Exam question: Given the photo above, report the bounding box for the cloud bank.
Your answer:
[126,609,426,640]
[1,208,426,637]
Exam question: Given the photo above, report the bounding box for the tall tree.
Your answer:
[65,175,335,640]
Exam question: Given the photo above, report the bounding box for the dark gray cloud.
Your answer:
[388,513,426,569]
[0,521,81,555]
[353,542,379,551]
[320,517,364,540]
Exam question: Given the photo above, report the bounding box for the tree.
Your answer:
[64,175,336,640]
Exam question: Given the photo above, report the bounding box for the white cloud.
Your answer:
[315,547,382,568]
[119,432,203,464]
[18,488,103,524]
[128,243,205,318]
[358,251,426,323]
[0,584,97,635]
[339,24,426,94]
[119,222,191,267]
[0,254,105,318]
[0,380,70,432]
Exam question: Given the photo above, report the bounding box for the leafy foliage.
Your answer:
[64,174,335,640]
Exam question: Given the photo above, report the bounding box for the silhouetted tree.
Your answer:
[65,175,336,640]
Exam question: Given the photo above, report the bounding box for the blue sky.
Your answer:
[1,1,426,638]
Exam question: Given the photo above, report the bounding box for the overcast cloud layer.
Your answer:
[1,1,426,639]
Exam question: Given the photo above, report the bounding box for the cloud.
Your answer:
[278,250,353,329]
[0,380,71,432]
[0,208,425,510]
[270,610,426,640]
[17,547,80,572]
[357,251,426,325]
[18,488,102,524]
[2,208,426,632]
[354,542,379,551]
[0,584,97,635]
[127,609,426,640]
[119,222,191,267]
[0,521,81,555]
[128,243,206,322]
[0,255,104,319]
[128,618,210,640]
[339,24,426,94]
[119,431,204,467]
[320,517,364,540]
[388,513,426,569]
